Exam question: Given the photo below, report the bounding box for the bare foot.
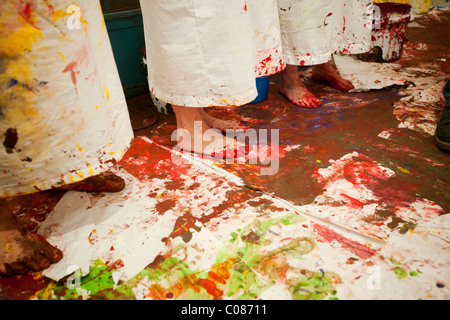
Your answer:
[54,171,125,193]
[280,64,322,109]
[0,201,63,276]
[311,58,355,92]
[0,171,126,277]
[172,105,248,159]
[200,108,245,132]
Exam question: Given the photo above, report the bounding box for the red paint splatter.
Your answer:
[15,2,40,29]
[63,61,78,87]
[22,2,33,23]
[312,223,379,259]
[324,12,333,26]
[340,193,364,209]
[199,187,253,224]
[343,159,390,185]
[165,292,174,299]
[120,137,191,183]
[197,278,223,300]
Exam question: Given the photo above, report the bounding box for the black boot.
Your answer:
[434,79,450,152]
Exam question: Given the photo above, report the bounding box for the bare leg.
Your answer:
[172,105,244,157]
[311,56,355,92]
[0,199,63,276]
[279,64,322,108]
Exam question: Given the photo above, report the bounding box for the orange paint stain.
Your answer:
[197,278,223,300]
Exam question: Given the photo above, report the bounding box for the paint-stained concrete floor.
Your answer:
[0,9,449,300]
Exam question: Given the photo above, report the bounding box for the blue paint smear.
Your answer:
[8,78,18,88]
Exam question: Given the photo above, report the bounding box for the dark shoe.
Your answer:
[434,79,450,151]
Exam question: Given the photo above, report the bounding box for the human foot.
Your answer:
[311,58,355,92]
[200,108,245,132]
[54,171,125,193]
[280,64,322,109]
[0,201,63,276]
[172,105,248,159]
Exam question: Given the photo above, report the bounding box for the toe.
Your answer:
[32,233,63,263]
[23,257,42,272]
[9,262,29,276]
[34,253,51,270]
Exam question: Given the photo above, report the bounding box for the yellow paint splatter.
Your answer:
[5,242,15,253]
[36,282,58,300]
[0,24,43,57]
[78,143,84,153]
[397,166,410,174]
[80,16,89,27]
[77,171,85,179]
[58,51,66,61]
[85,162,96,175]
[104,87,110,100]
[51,10,68,22]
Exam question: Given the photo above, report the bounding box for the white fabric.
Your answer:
[279,0,374,65]
[140,0,285,108]
[0,0,134,197]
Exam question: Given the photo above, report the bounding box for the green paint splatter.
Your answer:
[227,212,339,300]
[389,258,420,280]
[394,266,409,279]
[230,232,238,243]
[226,260,268,300]
[288,269,338,300]
[35,212,339,300]
[36,259,136,300]
[240,212,306,240]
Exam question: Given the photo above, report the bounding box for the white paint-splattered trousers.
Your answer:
[279,0,374,66]
[140,0,286,108]
[0,1,134,197]
[141,0,374,107]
